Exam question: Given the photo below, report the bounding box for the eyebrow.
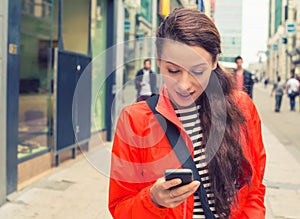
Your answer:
[166,61,180,67]
[190,63,208,68]
[166,61,207,68]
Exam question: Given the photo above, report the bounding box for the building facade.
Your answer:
[203,0,215,20]
[0,0,164,205]
[1,0,114,204]
[214,0,243,63]
[267,0,299,82]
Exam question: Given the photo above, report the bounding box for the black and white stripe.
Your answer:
[175,105,218,218]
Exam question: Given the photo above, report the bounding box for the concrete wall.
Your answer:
[0,0,8,205]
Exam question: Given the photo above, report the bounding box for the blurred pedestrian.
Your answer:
[134,59,157,102]
[109,8,266,219]
[286,69,300,111]
[271,75,285,112]
[297,74,300,83]
[264,76,269,88]
[233,56,255,98]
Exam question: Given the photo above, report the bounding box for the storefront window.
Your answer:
[18,0,53,161]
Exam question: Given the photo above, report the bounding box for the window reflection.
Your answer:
[18,0,53,160]
[22,0,52,18]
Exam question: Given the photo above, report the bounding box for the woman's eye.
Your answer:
[192,71,204,75]
[167,69,180,74]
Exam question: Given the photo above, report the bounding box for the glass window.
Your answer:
[91,0,107,132]
[140,0,152,23]
[18,0,54,161]
[274,0,282,33]
[62,0,89,55]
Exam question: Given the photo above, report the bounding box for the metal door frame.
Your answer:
[0,0,9,204]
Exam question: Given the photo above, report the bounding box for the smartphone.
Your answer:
[164,169,194,188]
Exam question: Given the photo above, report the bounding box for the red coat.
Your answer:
[109,86,266,219]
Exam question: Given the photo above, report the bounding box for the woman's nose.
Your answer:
[178,71,193,91]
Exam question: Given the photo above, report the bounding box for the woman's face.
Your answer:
[158,42,217,107]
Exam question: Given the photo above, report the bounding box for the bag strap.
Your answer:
[146,95,216,219]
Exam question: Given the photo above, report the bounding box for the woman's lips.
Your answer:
[176,91,195,98]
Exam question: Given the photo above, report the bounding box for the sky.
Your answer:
[241,0,269,67]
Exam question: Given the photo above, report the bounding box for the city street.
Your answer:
[1,1,300,218]
[0,83,300,219]
[253,82,300,219]
[253,82,300,164]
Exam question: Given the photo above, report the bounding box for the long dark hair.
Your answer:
[156,8,252,218]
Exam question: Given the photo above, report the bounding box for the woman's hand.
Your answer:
[150,177,200,208]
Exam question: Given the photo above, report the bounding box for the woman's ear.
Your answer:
[212,56,218,70]
[156,58,161,68]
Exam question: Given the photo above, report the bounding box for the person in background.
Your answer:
[286,69,300,111]
[297,74,300,84]
[264,76,269,88]
[109,8,266,219]
[271,75,285,112]
[233,56,255,98]
[135,59,157,102]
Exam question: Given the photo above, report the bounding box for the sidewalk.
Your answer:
[263,124,300,219]
[254,83,300,219]
[0,86,300,218]
[0,142,113,219]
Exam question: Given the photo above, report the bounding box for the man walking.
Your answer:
[286,69,300,111]
[271,75,285,112]
[234,56,255,98]
[135,59,157,102]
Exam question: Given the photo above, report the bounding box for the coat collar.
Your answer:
[155,85,186,132]
[155,84,194,153]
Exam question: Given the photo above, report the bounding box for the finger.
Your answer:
[166,182,200,208]
[169,189,175,199]
[170,181,200,198]
[162,178,182,190]
[162,181,200,208]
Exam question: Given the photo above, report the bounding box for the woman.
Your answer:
[109,8,266,219]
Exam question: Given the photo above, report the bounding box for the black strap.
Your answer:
[146,95,216,219]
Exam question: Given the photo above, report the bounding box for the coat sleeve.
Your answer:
[238,93,266,218]
[135,70,142,90]
[108,108,169,219]
[150,72,158,94]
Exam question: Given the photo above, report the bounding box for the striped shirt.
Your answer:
[175,104,218,218]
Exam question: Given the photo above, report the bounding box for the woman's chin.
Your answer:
[172,96,195,108]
